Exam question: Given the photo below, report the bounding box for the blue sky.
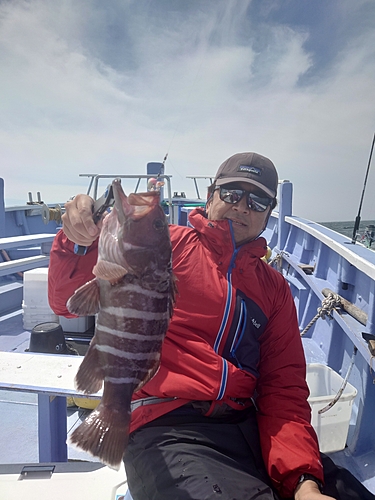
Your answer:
[1,0,375,221]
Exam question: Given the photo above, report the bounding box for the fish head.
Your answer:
[103,178,172,280]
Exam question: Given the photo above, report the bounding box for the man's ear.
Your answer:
[205,193,213,215]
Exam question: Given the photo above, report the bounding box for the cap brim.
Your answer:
[215,177,276,198]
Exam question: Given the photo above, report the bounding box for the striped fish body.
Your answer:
[67,178,174,469]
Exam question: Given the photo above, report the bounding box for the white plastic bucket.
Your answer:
[306,363,357,453]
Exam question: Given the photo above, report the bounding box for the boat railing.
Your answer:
[79,173,173,200]
[78,173,215,225]
[0,234,55,320]
[0,234,54,278]
[79,173,177,222]
[185,176,214,199]
[268,181,375,365]
[81,174,214,199]
[270,180,375,280]
[266,181,375,461]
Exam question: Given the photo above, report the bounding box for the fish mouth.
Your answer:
[112,178,160,223]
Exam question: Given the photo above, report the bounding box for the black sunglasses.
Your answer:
[216,187,273,212]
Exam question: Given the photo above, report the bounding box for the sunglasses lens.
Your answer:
[218,187,272,212]
[219,188,244,204]
[247,193,272,212]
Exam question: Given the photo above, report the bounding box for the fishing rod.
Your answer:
[351,132,375,244]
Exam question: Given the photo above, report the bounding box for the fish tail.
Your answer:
[75,344,104,394]
[69,402,131,470]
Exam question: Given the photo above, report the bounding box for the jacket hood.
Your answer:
[188,208,268,259]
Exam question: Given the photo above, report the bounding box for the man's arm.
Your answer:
[48,230,98,316]
[256,277,325,498]
[48,194,100,317]
[294,479,335,499]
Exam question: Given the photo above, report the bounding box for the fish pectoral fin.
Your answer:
[67,279,100,316]
[93,260,128,282]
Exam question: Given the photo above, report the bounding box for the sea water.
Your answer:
[321,219,375,243]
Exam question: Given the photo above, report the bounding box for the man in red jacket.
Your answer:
[48,152,372,500]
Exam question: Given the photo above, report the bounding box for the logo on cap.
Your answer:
[238,165,261,176]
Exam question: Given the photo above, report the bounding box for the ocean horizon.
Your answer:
[320,219,375,240]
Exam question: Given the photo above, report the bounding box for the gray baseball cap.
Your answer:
[214,152,278,198]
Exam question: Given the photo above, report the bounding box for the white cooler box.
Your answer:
[22,268,58,330]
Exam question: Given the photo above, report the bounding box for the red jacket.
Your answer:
[48,208,323,497]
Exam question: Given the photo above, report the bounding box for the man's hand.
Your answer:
[62,194,101,246]
[294,479,335,500]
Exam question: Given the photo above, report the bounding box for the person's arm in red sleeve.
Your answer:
[48,231,98,317]
[256,277,324,499]
[48,194,101,317]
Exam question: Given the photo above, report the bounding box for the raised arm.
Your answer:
[48,194,100,317]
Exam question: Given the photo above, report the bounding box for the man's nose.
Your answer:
[232,196,249,214]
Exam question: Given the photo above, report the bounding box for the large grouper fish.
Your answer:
[66,178,175,469]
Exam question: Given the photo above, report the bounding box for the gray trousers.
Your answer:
[124,406,375,500]
[124,407,280,500]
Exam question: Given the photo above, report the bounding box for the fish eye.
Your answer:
[153,218,165,231]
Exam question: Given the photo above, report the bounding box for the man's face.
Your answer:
[206,182,272,246]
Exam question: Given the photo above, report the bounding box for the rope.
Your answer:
[300,292,342,337]
[318,347,357,414]
[268,251,288,269]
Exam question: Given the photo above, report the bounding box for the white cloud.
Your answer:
[1,0,374,223]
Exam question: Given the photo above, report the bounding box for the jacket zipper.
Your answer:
[214,221,239,353]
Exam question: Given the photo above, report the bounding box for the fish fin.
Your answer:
[67,279,100,316]
[75,344,104,394]
[93,260,128,282]
[68,403,131,470]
